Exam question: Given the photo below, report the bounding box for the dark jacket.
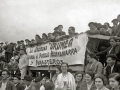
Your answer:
[5,44,14,54]
[76,81,83,90]
[0,81,16,90]
[105,62,120,78]
[96,45,120,57]
[16,83,24,90]
[78,81,96,90]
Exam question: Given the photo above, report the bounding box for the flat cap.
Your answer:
[106,54,118,61]
[112,19,118,22]
[44,82,54,90]
[14,75,21,80]
[25,39,29,41]
[24,75,33,81]
[34,77,42,82]
[20,40,24,42]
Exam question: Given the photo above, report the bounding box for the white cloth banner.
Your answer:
[27,33,88,67]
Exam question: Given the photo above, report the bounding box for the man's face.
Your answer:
[89,24,96,30]
[13,77,19,84]
[41,78,46,85]
[113,21,118,25]
[87,55,93,63]
[68,28,74,35]
[2,71,9,80]
[61,64,68,73]
[48,34,55,40]
[58,26,63,31]
[106,57,115,66]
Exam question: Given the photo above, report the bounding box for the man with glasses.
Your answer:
[0,69,16,90]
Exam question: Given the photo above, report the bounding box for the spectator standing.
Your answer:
[48,33,56,42]
[85,53,103,75]
[35,34,42,45]
[0,70,16,90]
[4,43,14,63]
[20,40,26,51]
[23,75,37,90]
[25,39,29,47]
[34,77,42,90]
[104,54,120,79]
[55,62,76,90]
[42,33,49,44]
[68,26,76,38]
[111,19,119,36]
[116,14,120,36]
[7,57,19,77]
[104,22,112,35]
[0,42,4,56]
[57,25,66,35]
[18,50,29,80]
[13,75,24,90]
[86,22,100,35]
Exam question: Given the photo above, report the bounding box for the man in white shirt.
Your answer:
[55,62,76,90]
[18,50,29,80]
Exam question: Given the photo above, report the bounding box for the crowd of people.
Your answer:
[0,14,120,90]
[86,14,120,36]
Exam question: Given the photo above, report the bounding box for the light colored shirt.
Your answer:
[0,82,7,90]
[18,54,29,69]
[39,85,45,90]
[111,64,115,73]
[55,72,76,90]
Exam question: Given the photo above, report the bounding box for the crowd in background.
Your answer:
[0,14,120,90]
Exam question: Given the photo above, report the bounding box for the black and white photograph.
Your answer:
[0,0,120,90]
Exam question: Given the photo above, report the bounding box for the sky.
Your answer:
[0,0,120,43]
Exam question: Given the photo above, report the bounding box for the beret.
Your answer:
[112,19,118,22]
[25,39,29,41]
[24,75,33,81]
[14,75,21,80]
[44,82,54,90]
[35,77,42,82]
[106,54,118,61]
[31,39,35,41]
[53,31,61,35]
[21,40,24,42]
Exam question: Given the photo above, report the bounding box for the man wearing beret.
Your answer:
[23,75,37,90]
[104,54,120,78]
[13,75,24,90]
